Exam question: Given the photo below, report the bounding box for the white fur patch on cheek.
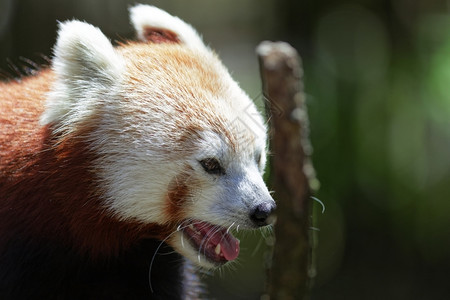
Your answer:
[99,160,177,225]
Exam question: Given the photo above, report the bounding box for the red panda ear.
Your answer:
[141,27,180,44]
[41,20,124,127]
[129,5,206,50]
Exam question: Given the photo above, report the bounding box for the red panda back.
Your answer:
[0,70,53,172]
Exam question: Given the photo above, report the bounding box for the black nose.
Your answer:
[250,202,276,227]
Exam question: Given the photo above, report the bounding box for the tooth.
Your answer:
[215,244,221,255]
[189,224,195,230]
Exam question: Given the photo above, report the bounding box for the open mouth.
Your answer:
[182,220,240,264]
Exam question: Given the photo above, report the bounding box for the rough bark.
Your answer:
[257,41,318,300]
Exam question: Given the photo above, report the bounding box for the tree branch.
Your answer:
[257,41,318,300]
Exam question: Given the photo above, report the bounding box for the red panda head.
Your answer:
[40,5,275,269]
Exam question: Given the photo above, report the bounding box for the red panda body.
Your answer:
[0,5,275,299]
[0,71,187,299]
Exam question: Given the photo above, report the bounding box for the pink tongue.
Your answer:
[196,222,240,261]
[219,234,240,261]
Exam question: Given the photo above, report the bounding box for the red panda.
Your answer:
[0,5,275,299]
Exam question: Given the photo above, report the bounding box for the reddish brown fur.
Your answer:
[119,43,238,151]
[0,70,53,171]
[165,166,196,221]
[0,70,174,259]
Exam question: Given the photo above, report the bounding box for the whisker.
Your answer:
[149,219,196,293]
[226,222,235,234]
[260,226,268,239]
[199,225,222,259]
[251,235,263,257]
[149,233,176,293]
[311,196,325,214]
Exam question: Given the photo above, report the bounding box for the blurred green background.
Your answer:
[1,0,450,299]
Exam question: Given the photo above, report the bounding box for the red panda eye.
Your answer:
[199,158,225,175]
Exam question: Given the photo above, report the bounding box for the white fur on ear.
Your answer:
[129,4,206,50]
[41,20,124,127]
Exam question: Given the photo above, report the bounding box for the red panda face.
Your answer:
[168,129,275,268]
[40,5,275,269]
